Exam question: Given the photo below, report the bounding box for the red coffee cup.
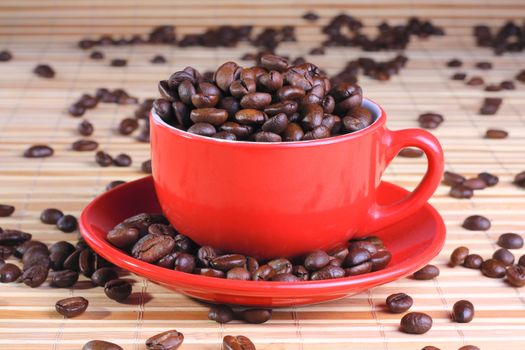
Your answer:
[150,98,444,259]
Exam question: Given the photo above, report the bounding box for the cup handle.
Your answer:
[366,128,444,233]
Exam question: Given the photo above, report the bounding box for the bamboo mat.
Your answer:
[1,1,525,349]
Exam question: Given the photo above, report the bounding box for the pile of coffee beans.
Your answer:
[155,54,377,142]
[178,26,252,48]
[473,21,525,55]
[106,213,392,281]
[330,54,408,84]
[443,170,499,199]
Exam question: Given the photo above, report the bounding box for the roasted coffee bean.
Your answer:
[400,312,433,334]
[34,64,55,78]
[246,256,259,275]
[485,84,501,92]
[0,204,14,217]
[173,234,196,253]
[258,71,283,91]
[271,273,301,282]
[220,122,252,139]
[110,58,127,67]
[476,61,492,70]
[132,234,175,263]
[0,263,21,282]
[519,255,525,267]
[422,346,441,350]
[56,296,89,317]
[321,114,341,134]
[151,55,166,64]
[493,248,515,266]
[72,139,98,151]
[497,233,523,249]
[451,72,466,80]
[223,335,256,350]
[69,102,86,117]
[264,100,298,117]
[187,122,216,136]
[304,250,330,271]
[63,249,82,271]
[458,346,480,350]
[153,98,174,121]
[0,245,12,259]
[462,215,490,231]
[301,104,324,131]
[107,226,139,248]
[500,80,516,90]
[95,150,113,167]
[261,54,289,72]
[344,247,371,267]
[56,215,78,233]
[211,254,246,271]
[79,249,95,277]
[198,268,225,278]
[450,246,469,267]
[196,246,217,267]
[449,185,473,199]
[104,279,132,301]
[78,120,94,136]
[253,264,275,281]
[276,85,306,101]
[413,264,440,280]
[23,245,50,269]
[23,144,54,158]
[467,76,484,86]
[82,340,123,350]
[208,304,234,323]
[453,300,474,323]
[90,51,104,59]
[15,240,47,258]
[240,92,272,110]
[386,293,413,313]
[267,258,292,275]
[447,58,462,67]
[118,118,139,135]
[342,116,366,133]
[174,253,195,273]
[50,270,79,288]
[235,109,267,126]
[462,178,486,190]
[443,171,465,186]
[463,254,483,269]
[22,265,48,287]
[506,265,525,287]
[0,229,32,245]
[370,250,392,271]
[292,265,309,280]
[261,113,288,134]
[157,252,179,269]
[0,50,13,61]
[398,148,424,158]
[283,123,304,141]
[477,172,498,186]
[514,171,525,188]
[481,259,506,278]
[254,131,282,142]
[344,261,372,276]
[214,62,241,92]
[242,308,272,324]
[227,267,251,280]
[310,265,345,280]
[146,330,184,350]
[213,131,237,140]
[113,153,132,167]
[190,108,229,126]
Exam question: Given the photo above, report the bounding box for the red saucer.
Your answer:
[80,176,445,307]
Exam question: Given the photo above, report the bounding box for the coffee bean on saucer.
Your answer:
[400,312,433,334]
[223,335,255,350]
[449,246,469,267]
[22,265,49,287]
[0,204,14,217]
[95,151,113,167]
[146,330,184,350]
[452,300,474,323]
[106,180,125,191]
[174,253,196,273]
[78,120,94,136]
[462,215,490,231]
[113,153,132,167]
[72,139,98,151]
[34,64,55,78]
[497,233,523,249]
[386,293,413,313]
[211,254,246,271]
[481,259,506,278]
[0,263,22,283]
[242,308,272,324]
[413,264,439,280]
[398,148,423,158]
[477,172,498,186]
[493,248,515,266]
[82,340,123,350]
[226,267,250,280]
[311,265,345,280]
[304,250,330,271]
[0,50,13,61]
[90,51,104,60]
[23,144,54,158]
[55,296,88,317]
[443,171,465,186]
[506,265,525,287]
[449,185,473,199]
[485,129,508,139]
[50,270,79,288]
[370,250,391,271]
[110,59,127,67]
[56,215,78,233]
[104,279,132,301]
[208,304,234,323]
[141,160,152,174]
[463,254,483,269]
[132,234,175,263]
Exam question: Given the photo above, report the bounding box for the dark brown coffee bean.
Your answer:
[370,250,392,271]
[283,123,304,141]
[277,85,306,101]
[311,265,345,280]
[113,153,132,167]
[253,264,275,281]
[476,61,492,70]
[443,171,465,186]
[304,250,330,271]
[230,78,256,98]
[50,270,79,288]
[449,185,473,199]
[90,51,104,59]
[132,234,175,263]
[22,245,49,269]
[413,264,440,280]
[223,335,255,350]
[485,84,501,92]
[467,76,484,86]
[23,144,54,158]
[463,254,483,269]
[196,246,217,267]
[292,265,309,280]
[174,253,195,273]
[190,108,228,126]
[0,263,21,282]
[95,151,113,167]
[271,273,301,282]
[254,131,282,142]
[481,259,506,278]
[141,159,152,174]
[79,249,96,277]
[261,54,289,72]
[462,178,487,190]
[146,330,184,350]
[0,229,31,245]
[458,346,480,350]
[63,249,82,271]
[447,58,462,67]
[453,300,474,323]
[342,116,366,133]
[518,255,525,267]
[198,268,225,278]
[344,261,372,276]
[78,120,94,136]
[506,265,525,287]
[107,226,139,249]
[227,267,251,280]
[187,123,216,136]
[56,296,88,317]
[493,248,515,266]
[0,245,12,259]
[477,172,498,186]
[90,267,118,287]
[0,204,14,217]
[450,246,469,267]
[261,113,288,134]
[235,109,267,126]
[301,104,323,131]
[264,100,298,117]
[242,308,272,324]
[240,92,272,110]
[22,265,48,287]
[34,64,55,78]
[104,279,132,301]
[72,139,98,151]
[56,215,78,233]
[69,102,86,117]
[514,171,525,188]
[497,233,523,249]
[118,118,139,135]
[500,80,515,90]
[211,254,246,271]
[258,71,283,91]
[386,293,413,313]
[267,258,293,275]
[209,304,234,323]
[451,72,466,80]
[345,247,371,267]
[214,62,241,92]
[0,50,13,61]
[110,58,127,67]
[422,346,441,350]
[462,215,490,231]
[331,83,362,110]
[151,55,166,64]
[485,128,508,139]
[400,312,433,334]
[398,148,424,158]
[219,122,252,139]
[82,340,123,350]
[154,98,174,121]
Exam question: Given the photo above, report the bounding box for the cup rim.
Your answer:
[150,98,386,147]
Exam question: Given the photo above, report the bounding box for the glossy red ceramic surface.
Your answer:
[150,99,444,259]
[80,176,446,307]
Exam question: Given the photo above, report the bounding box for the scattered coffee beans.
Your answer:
[473,21,525,55]
[91,267,118,287]
[476,61,492,70]
[466,76,484,86]
[223,335,256,350]
[443,171,465,186]
[514,171,525,188]
[485,129,508,139]
[497,233,523,249]
[208,304,234,323]
[146,330,184,350]
[451,72,466,80]
[118,118,139,135]
[413,264,440,280]
[463,254,483,269]
[95,151,113,167]
[104,279,132,301]
[447,58,462,67]
[82,340,123,350]
[151,55,167,64]
[141,159,152,174]
[400,312,433,334]
[478,172,498,186]
[90,51,104,59]
[113,153,132,167]
[449,185,473,199]
[479,97,502,115]
[386,293,413,313]
[33,64,55,78]
[23,145,54,158]
[22,265,48,287]
[72,139,99,151]
[452,300,474,323]
[492,248,515,266]
[450,247,469,267]
[0,204,15,217]
[0,263,21,282]
[78,120,94,136]
[462,215,491,231]
[106,180,126,191]
[50,270,79,288]
[506,265,525,287]
[56,215,78,233]
[462,178,487,190]
[55,296,89,317]
[241,308,272,324]
[481,259,506,278]
[302,11,319,21]
[398,148,423,158]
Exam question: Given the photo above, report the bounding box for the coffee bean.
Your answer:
[0,229,32,245]
[79,249,95,277]
[344,261,372,276]
[467,76,484,86]
[485,129,508,139]
[422,347,441,350]
[50,270,79,288]
[518,255,525,267]
[132,234,175,263]
[141,159,152,174]
[23,145,54,158]
[107,226,139,249]
[226,266,250,280]
[208,304,234,323]
[151,55,167,64]
[304,250,330,271]
[458,346,480,350]
[0,50,13,61]
[283,123,304,141]
[413,264,440,280]
[34,64,55,78]
[476,61,492,70]
[90,51,104,60]
[450,246,469,267]
[463,254,483,269]
[386,293,413,313]
[451,73,466,80]
[223,335,256,350]
[449,185,473,199]
[174,253,196,273]
[104,279,132,301]
[63,249,82,271]
[493,248,515,266]
[477,172,498,186]
[400,312,432,334]
[69,102,86,117]
[311,265,345,280]
[344,247,371,267]
[418,112,444,129]
[242,308,272,324]
[500,80,515,90]
[370,250,391,271]
[479,97,502,115]
[506,265,525,287]
[22,245,50,270]
[0,204,14,217]
[485,84,501,92]
[22,265,48,287]
[261,113,288,134]
[95,151,113,167]
[240,92,272,110]
[113,153,132,167]
[235,109,267,126]
[462,215,491,231]
[398,148,424,158]
[271,272,301,282]
[110,59,127,67]
[187,122,216,136]
[56,215,78,233]
[443,171,465,186]
[0,263,21,282]
[254,131,282,142]
[82,340,123,350]
[514,171,525,188]
[78,120,94,136]
[497,233,523,249]
[190,108,229,126]
[118,118,139,135]
[462,178,487,190]
[452,300,474,323]
[198,268,225,278]
[145,330,184,350]
[481,259,506,278]
[72,139,98,151]
[55,296,89,317]
[211,254,246,271]
[264,100,298,117]
[0,246,12,259]
[447,59,462,67]
[261,54,289,72]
